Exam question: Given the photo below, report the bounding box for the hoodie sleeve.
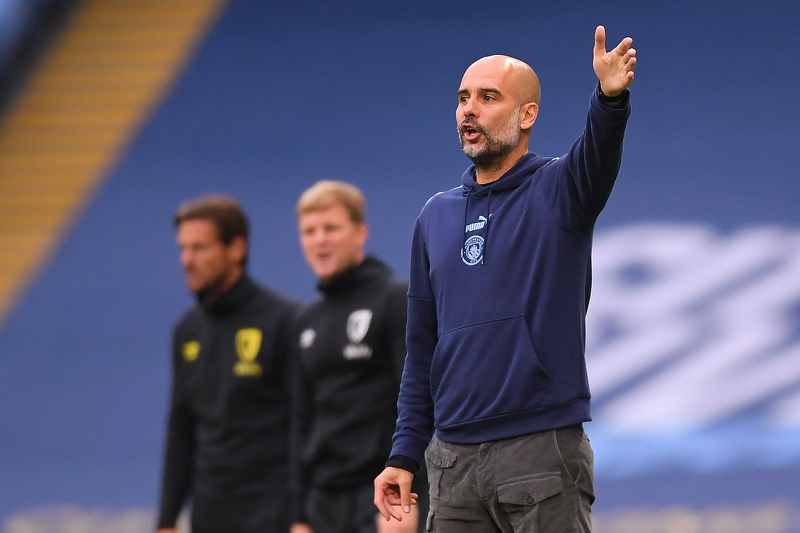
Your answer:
[387,280,410,385]
[390,219,437,470]
[544,85,631,231]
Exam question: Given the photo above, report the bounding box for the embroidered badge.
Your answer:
[299,328,316,349]
[343,309,373,360]
[182,341,200,362]
[233,328,263,376]
[462,235,484,265]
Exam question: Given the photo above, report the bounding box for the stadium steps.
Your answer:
[0,0,228,328]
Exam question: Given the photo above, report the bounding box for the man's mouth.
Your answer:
[461,122,483,142]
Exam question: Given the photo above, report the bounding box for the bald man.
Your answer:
[374,26,636,532]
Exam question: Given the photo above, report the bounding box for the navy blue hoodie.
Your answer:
[391,87,631,469]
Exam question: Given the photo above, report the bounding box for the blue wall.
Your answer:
[1,0,799,525]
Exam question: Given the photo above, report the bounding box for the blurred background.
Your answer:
[1,0,798,532]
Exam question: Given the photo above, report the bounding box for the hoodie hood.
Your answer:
[460,152,554,195]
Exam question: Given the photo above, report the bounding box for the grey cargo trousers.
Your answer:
[423,424,594,532]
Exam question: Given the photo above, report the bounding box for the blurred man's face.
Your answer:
[299,203,367,283]
[177,218,243,302]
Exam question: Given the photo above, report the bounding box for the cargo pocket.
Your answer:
[497,474,563,530]
[425,447,457,502]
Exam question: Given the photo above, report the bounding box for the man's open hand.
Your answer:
[593,25,636,96]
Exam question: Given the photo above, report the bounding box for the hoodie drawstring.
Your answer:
[461,186,474,261]
[482,188,491,264]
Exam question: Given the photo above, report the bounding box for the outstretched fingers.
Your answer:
[619,42,637,81]
[595,25,635,63]
[613,36,634,57]
[594,25,637,94]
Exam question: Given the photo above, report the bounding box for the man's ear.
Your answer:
[520,102,538,130]
[358,222,369,247]
[228,235,248,264]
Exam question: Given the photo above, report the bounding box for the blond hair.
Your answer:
[296,180,366,224]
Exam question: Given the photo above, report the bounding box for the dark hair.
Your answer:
[173,194,250,263]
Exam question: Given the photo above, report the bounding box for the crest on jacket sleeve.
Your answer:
[182,341,200,361]
[233,328,263,376]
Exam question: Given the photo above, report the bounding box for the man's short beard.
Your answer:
[459,105,521,170]
[193,270,232,305]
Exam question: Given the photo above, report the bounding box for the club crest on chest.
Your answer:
[233,328,263,377]
[344,309,373,360]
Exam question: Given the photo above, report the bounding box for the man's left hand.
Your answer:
[593,25,636,96]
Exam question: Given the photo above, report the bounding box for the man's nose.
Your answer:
[180,250,193,268]
[308,230,326,246]
[315,232,331,247]
[461,97,477,118]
